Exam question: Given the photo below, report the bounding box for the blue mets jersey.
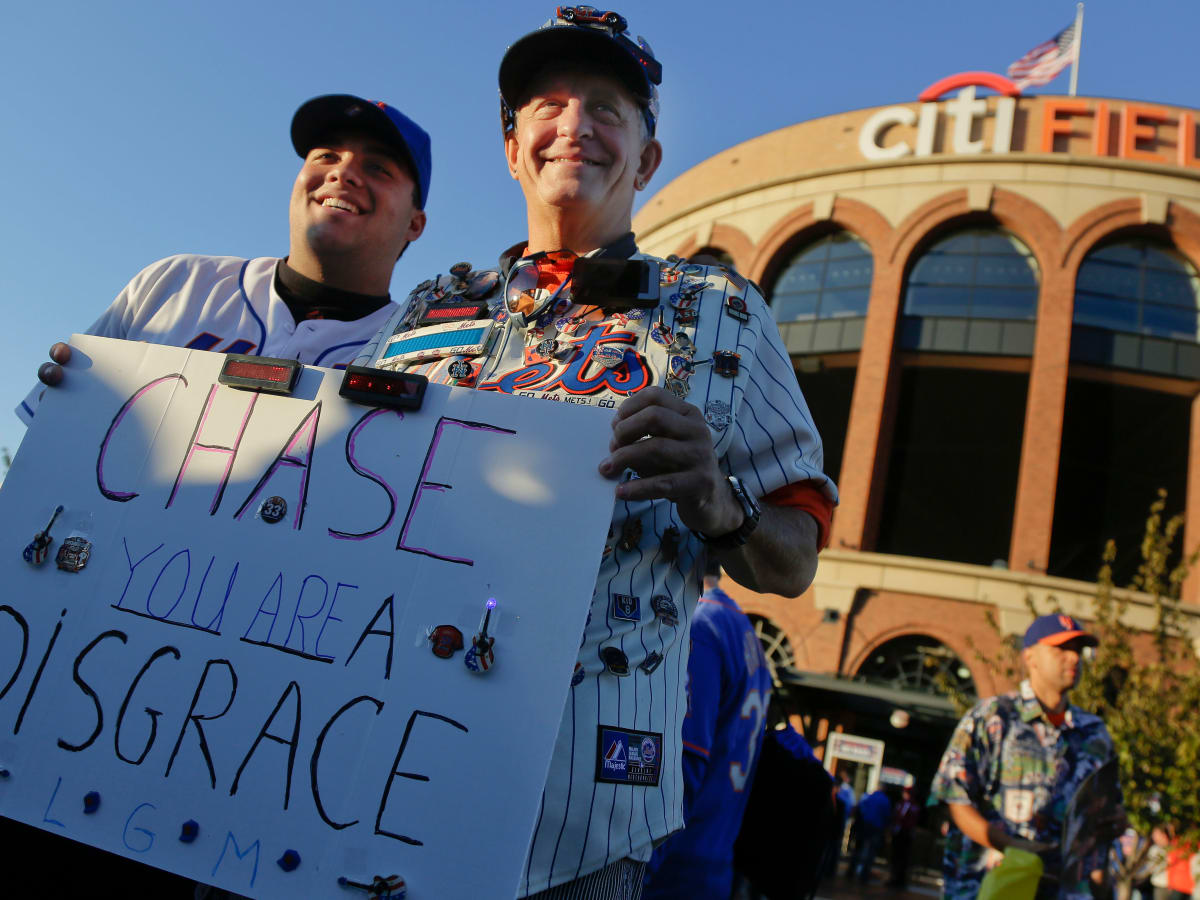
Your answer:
[357,248,834,895]
[643,586,772,899]
[17,254,398,425]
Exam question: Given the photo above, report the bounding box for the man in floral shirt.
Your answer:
[930,614,1119,898]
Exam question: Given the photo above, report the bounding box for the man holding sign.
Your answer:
[22,93,431,415]
[8,92,432,897]
[355,9,836,896]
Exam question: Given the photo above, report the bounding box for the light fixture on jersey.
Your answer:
[503,256,575,329]
[218,353,302,395]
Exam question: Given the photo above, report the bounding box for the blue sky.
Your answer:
[3,0,1197,462]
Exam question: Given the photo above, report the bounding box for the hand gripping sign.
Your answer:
[0,336,616,900]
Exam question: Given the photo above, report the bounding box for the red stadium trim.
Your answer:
[918,71,1022,102]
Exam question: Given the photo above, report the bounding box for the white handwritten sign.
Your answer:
[0,336,617,898]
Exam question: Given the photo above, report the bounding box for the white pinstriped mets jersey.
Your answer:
[355,247,836,895]
[17,254,398,425]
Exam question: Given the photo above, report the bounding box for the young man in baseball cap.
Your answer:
[23,93,431,408]
[354,9,836,898]
[930,613,1119,898]
[7,93,431,897]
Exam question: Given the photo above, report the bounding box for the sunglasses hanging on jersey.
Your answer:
[503,252,576,329]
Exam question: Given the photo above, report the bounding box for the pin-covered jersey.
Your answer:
[356,248,837,895]
[643,586,772,899]
[17,254,398,425]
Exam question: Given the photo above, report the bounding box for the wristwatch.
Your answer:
[696,475,761,550]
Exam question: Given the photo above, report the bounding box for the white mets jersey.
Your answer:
[355,251,836,895]
[17,254,398,425]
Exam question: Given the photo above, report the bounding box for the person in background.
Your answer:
[888,784,921,889]
[642,560,772,899]
[930,614,1120,898]
[851,785,893,883]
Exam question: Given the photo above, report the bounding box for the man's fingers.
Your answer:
[49,342,72,364]
[38,362,64,387]
[611,385,688,425]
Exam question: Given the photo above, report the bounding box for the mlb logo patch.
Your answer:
[611,593,641,621]
[595,726,663,786]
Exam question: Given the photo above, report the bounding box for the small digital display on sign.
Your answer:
[217,354,302,394]
[338,365,427,410]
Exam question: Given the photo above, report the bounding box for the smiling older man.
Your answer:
[22,93,430,415]
[356,9,836,898]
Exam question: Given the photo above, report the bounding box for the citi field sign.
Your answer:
[858,72,1200,170]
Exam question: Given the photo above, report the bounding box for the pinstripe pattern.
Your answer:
[17,254,400,426]
[357,253,835,896]
[526,858,645,900]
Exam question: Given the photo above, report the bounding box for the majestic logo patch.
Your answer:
[596,726,663,786]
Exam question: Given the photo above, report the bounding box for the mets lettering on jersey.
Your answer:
[0,336,622,900]
[597,727,663,786]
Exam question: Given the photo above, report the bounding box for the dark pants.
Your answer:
[888,829,913,886]
[852,824,884,882]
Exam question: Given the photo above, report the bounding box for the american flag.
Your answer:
[1007,24,1077,90]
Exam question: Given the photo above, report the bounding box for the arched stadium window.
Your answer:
[767,230,873,323]
[904,227,1038,320]
[747,614,795,688]
[854,634,976,702]
[1074,238,1200,341]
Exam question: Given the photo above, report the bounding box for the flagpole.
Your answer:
[1068,2,1084,96]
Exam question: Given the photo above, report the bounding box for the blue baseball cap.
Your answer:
[291,94,432,209]
[1023,613,1099,649]
[499,7,662,135]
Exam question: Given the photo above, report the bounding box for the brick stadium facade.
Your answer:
[633,78,1200,791]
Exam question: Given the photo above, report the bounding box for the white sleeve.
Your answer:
[14,257,176,425]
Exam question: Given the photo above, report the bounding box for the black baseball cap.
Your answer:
[499,7,662,135]
[291,95,432,209]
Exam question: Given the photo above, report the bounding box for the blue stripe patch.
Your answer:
[382,326,489,359]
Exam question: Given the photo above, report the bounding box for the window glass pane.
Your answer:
[974,255,1038,286]
[824,258,874,288]
[933,232,978,254]
[774,261,825,294]
[1142,245,1182,272]
[971,287,1038,319]
[906,285,969,317]
[1142,303,1198,340]
[1074,238,1200,342]
[772,293,818,322]
[825,233,869,259]
[1142,269,1197,308]
[911,254,973,286]
[1089,243,1143,265]
[1074,293,1139,331]
[768,230,874,321]
[974,232,1028,255]
[820,288,871,317]
[1076,260,1135,296]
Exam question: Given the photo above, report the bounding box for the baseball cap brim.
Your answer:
[499,26,654,111]
[1038,630,1099,648]
[291,95,429,208]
